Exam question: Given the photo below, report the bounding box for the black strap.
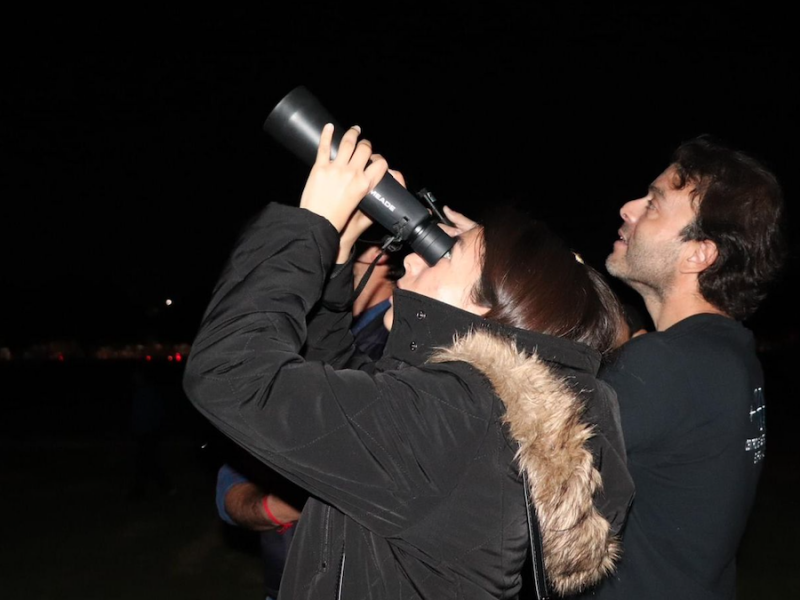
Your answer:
[350,233,402,305]
[523,472,550,600]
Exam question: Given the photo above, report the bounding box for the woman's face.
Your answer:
[383,227,488,329]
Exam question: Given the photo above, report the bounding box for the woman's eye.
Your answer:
[443,251,452,260]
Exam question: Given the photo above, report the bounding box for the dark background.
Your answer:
[1,4,798,599]
[2,3,797,348]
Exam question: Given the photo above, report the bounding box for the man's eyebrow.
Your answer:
[648,184,666,200]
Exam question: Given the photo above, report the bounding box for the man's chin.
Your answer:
[605,255,625,278]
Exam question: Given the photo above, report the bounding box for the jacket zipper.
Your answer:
[336,550,346,600]
[321,505,331,571]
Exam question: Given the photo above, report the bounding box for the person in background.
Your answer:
[619,302,652,343]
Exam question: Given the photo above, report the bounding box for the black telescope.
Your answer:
[263,86,455,265]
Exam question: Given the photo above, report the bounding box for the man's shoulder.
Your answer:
[601,314,758,399]
[604,331,677,376]
[600,329,701,395]
[611,315,749,366]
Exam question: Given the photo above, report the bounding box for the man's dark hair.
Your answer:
[473,207,626,356]
[672,135,787,320]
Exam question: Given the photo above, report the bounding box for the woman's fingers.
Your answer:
[437,223,460,237]
[387,167,406,189]
[365,153,389,189]
[334,125,363,164]
[351,137,374,171]
[443,205,478,232]
[315,123,335,164]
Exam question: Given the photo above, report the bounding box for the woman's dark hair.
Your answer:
[472,207,626,356]
[672,135,787,320]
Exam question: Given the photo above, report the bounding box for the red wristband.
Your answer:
[262,495,295,534]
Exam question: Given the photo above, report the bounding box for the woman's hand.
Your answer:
[337,165,406,263]
[438,205,479,237]
[300,124,389,233]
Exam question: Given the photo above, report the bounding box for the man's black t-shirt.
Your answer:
[577,314,766,600]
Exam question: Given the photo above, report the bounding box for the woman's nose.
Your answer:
[403,252,425,277]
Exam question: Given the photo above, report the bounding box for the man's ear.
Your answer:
[683,239,719,274]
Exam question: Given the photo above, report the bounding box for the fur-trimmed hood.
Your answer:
[431,330,623,596]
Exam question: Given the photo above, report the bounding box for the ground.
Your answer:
[1,359,798,599]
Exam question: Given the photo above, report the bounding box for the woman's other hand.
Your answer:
[438,205,479,237]
[337,165,406,263]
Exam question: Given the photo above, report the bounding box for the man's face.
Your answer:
[383,227,487,329]
[606,165,698,296]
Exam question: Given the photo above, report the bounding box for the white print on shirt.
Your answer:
[745,386,766,464]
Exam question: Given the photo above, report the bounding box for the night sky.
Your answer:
[3,5,797,348]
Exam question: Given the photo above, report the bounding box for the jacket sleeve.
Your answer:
[184,202,490,535]
[302,254,372,371]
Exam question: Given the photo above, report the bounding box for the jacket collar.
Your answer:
[387,289,624,595]
[383,289,601,375]
[429,332,623,595]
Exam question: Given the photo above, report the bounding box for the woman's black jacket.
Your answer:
[183,203,634,599]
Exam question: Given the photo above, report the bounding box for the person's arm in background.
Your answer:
[216,462,302,532]
[302,252,369,370]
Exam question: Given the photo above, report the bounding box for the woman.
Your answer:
[184,124,633,599]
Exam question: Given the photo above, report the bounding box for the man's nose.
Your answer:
[620,198,646,223]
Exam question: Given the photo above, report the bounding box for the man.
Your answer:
[580,135,786,599]
[214,237,400,600]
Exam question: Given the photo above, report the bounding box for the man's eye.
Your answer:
[645,200,655,211]
[443,251,452,260]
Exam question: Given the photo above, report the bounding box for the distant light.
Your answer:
[175,352,182,362]
[167,355,174,362]
[165,299,173,306]
[58,354,65,362]
[146,355,152,362]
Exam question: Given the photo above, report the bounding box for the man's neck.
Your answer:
[642,288,728,331]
